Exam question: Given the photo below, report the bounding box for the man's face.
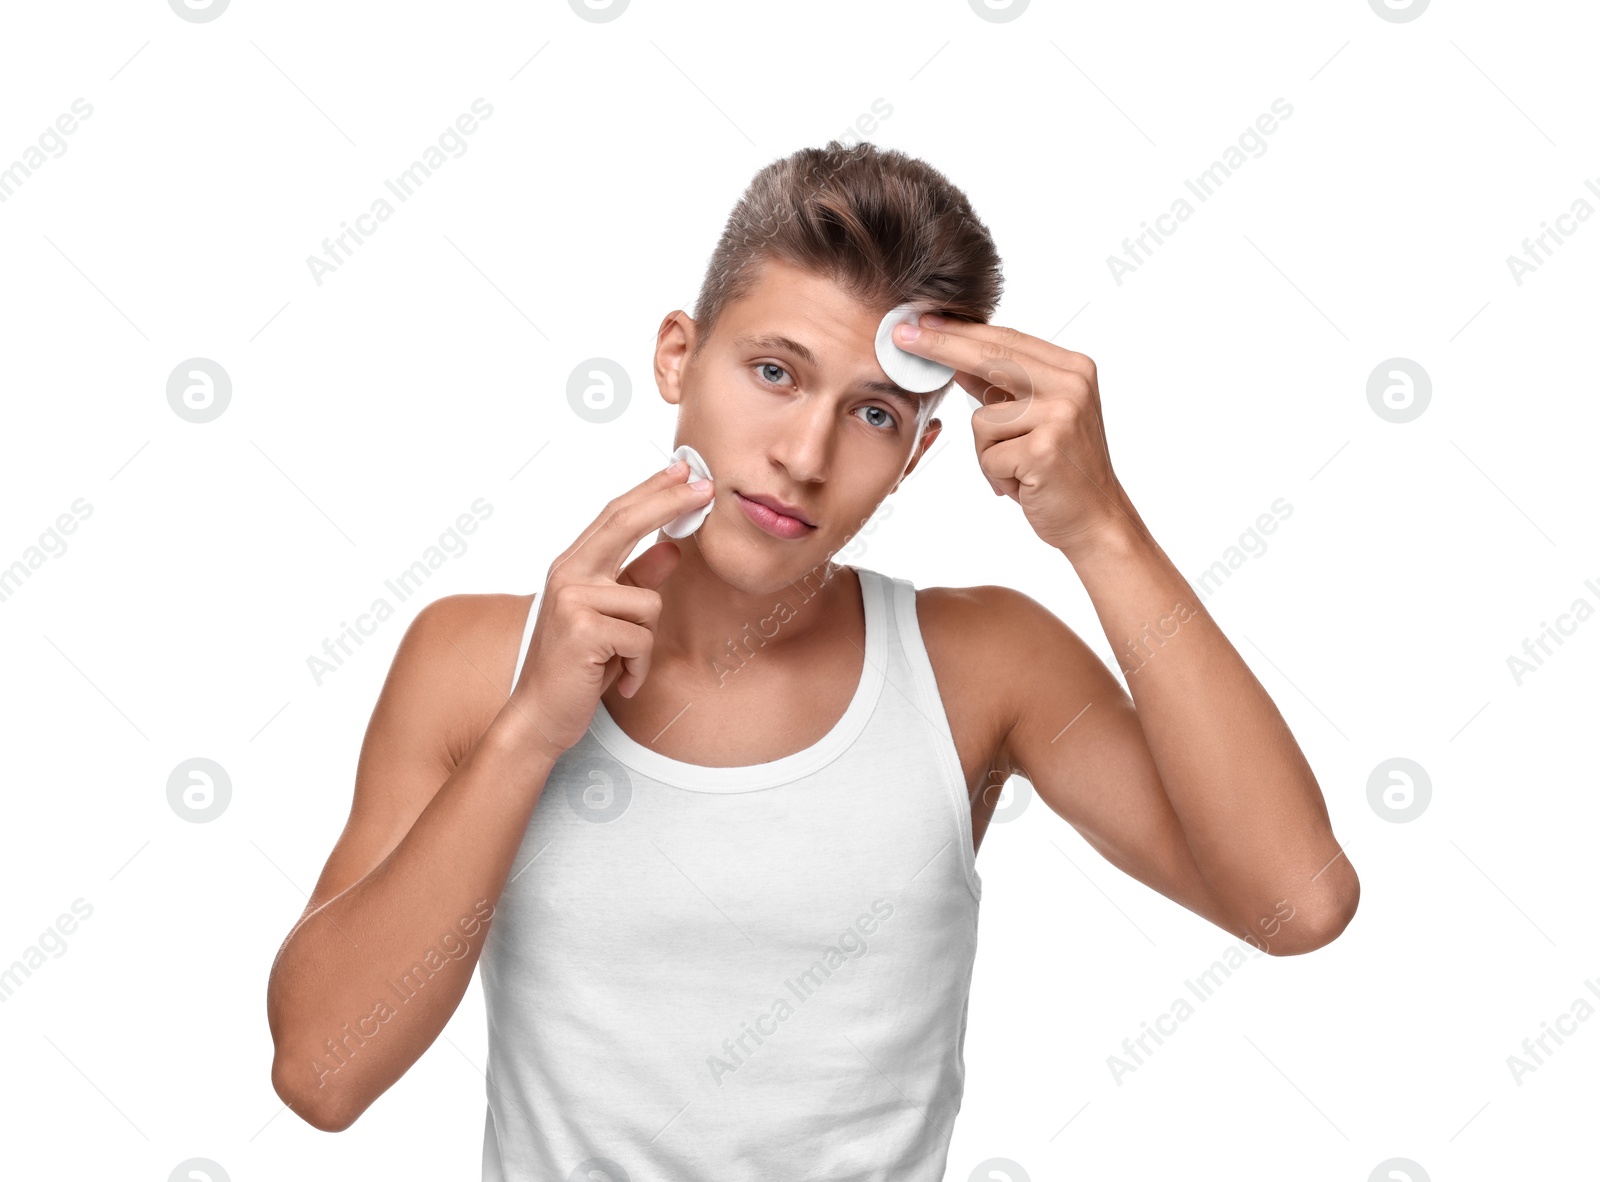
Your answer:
[656,257,943,586]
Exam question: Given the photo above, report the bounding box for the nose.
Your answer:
[767,395,834,484]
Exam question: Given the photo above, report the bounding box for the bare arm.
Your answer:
[1064,525,1357,951]
[265,456,714,1131]
[266,592,556,1132]
[886,311,1358,955]
[991,530,1358,956]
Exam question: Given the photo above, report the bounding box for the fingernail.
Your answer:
[690,477,712,491]
[666,458,686,473]
[898,323,921,341]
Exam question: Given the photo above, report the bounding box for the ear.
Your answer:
[890,417,942,493]
[655,311,697,407]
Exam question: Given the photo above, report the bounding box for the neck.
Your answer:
[649,533,859,682]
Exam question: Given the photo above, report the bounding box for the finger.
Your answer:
[592,616,655,698]
[970,385,1048,454]
[912,314,1097,379]
[975,434,1026,500]
[892,322,1055,401]
[555,466,714,581]
[570,581,668,698]
[569,581,667,630]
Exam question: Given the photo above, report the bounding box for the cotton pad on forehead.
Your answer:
[661,443,714,539]
[875,303,956,395]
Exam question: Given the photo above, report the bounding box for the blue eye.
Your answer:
[856,405,897,431]
[754,362,897,432]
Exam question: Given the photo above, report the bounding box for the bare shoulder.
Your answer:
[292,589,540,923]
[911,584,1042,765]
[913,583,1112,774]
[394,590,537,770]
[914,582,1083,671]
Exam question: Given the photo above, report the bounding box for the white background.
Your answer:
[1,0,1595,1178]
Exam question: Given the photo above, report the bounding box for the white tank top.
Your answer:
[479,564,983,1179]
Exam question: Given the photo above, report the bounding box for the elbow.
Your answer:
[1263,868,1360,956]
[272,1054,358,1133]
[267,983,362,1132]
[1263,905,1356,956]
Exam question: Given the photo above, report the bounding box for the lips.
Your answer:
[737,492,816,528]
[735,491,817,540]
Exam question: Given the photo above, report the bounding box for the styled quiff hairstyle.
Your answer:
[690,140,1004,420]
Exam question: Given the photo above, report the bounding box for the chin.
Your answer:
[692,526,835,597]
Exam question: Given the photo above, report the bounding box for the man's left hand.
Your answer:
[894,313,1141,561]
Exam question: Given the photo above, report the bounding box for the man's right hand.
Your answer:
[506,456,715,756]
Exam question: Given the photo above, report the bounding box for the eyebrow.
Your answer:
[733,333,926,414]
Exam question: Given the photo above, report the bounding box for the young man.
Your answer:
[267,142,1358,1178]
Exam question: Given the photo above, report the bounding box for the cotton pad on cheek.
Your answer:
[875,303,956,394]
[661,443,715,538]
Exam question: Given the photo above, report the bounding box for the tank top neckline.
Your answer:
[587,565,888,793]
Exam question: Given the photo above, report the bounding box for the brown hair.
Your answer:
[690,140,1004,416]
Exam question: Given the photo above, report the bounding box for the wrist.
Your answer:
[1060,511,1150,573]
[486,700,571,767]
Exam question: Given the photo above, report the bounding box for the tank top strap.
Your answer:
[873,569,984,904]
[511,593,539,695]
